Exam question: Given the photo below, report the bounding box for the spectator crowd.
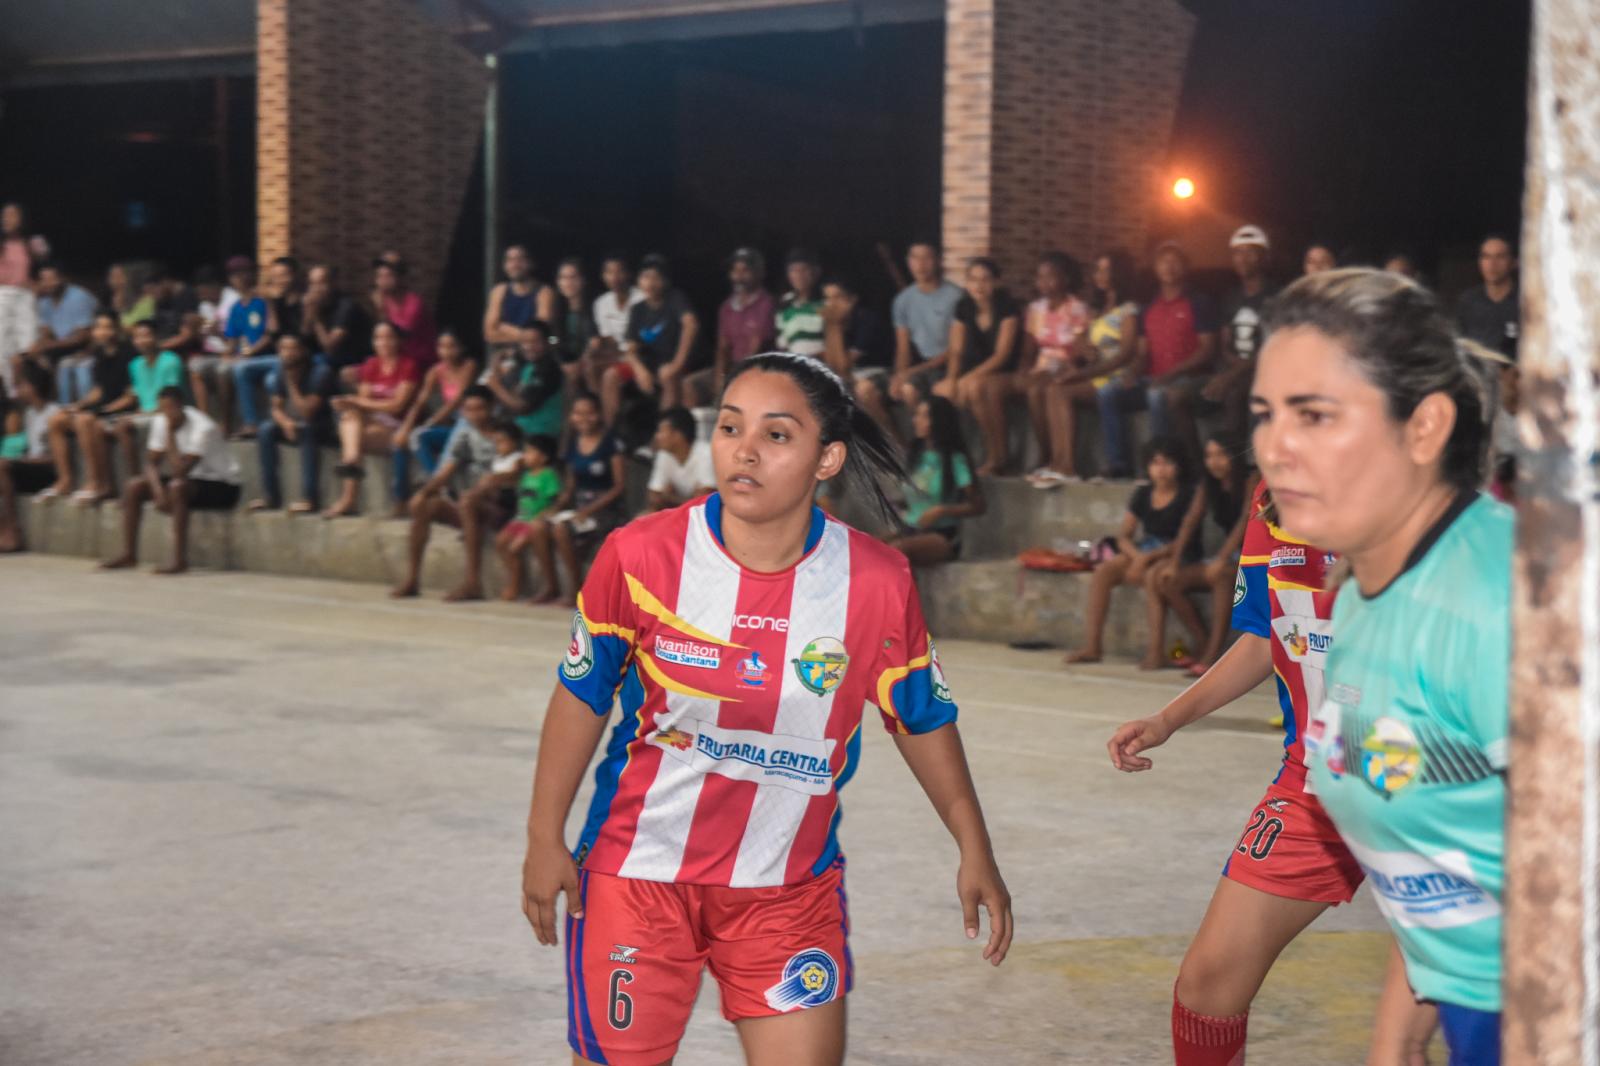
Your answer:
[0,198,1522,668]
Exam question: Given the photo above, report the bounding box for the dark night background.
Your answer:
[0,0,1529,335]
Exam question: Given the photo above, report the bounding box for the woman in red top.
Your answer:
[371,258,437,370]
[324,322,419,519]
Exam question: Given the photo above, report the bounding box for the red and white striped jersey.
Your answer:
[558,493,956,888]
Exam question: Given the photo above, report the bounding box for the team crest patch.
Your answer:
[1233,567,1247,607]
[1360,716,1422,796]
[792,637,849,697]
[736,651,771,688]
[764,948,840,1012]
[928,637,952,703]
[561,612,594,680]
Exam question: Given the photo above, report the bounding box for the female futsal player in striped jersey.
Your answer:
[521,352,1012,1066]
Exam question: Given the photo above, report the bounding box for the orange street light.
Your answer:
[1172,177,1196,200]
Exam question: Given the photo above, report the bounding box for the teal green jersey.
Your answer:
[1307,493,1512,1011]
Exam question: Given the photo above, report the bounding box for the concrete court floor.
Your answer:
[0,555,1393,1065]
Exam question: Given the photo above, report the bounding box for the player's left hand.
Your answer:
[957,853,1013,966]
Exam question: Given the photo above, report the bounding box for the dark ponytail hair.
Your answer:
[1262,267,1499,492]
[724,352,905,519]
[910,394,971,506]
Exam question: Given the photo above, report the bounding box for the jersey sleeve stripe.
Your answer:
[874,650,933,734]
[577,590,637,644]
[1268,577,1328,594]
[1239,553,1272,566]
[624,571,747,650]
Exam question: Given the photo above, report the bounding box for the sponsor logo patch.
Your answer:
[735,651,771,688]
[561,613,594,680]
[654,635,721,670]
[1360,716,1423,795]
[1346,841,1501,930]
[764,948,840,1012]
[650,715,836,795]
[1269,547,1307,569]
[609,945,641,965]
[793,637,849,697]
[734,614,789,633]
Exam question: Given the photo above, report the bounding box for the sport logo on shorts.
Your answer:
[561,612,594,680]
[764,948,839,1012]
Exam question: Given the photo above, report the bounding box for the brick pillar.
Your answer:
[942,0,1197,278]
[256,0,489,304]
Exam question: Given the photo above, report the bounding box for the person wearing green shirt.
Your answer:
[883,395,984,567]
[494,433,563,603]
[1251,267,1511,1065]
[776,247,825,360]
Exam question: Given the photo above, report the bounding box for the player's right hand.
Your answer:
[1106,714,1173,772]
[522,837,582,947]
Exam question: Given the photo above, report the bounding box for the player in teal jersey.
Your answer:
[1250,267,1510,1066]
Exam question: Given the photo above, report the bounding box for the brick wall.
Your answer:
[256,0,488,306]
[942,0,1196,279]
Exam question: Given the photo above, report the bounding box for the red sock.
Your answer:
[1172,992,1248,1066]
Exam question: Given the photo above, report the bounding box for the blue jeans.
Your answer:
[1095,377,1171,475]
[56,355,94,406]
[257,419,330,508]
[410,421,456,477]
[233,355,281,430]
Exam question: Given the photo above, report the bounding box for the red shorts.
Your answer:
[564,859,851,1065]
[1221,782,1365,904]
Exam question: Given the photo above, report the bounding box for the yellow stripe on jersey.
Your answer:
[624,572,748,650]
[1264,519,1310,546]
[1239,553,1272,566]
[635,650,742,703]
[1268,575,1327,594]
[577,591,638,645]
[874,650,933,735]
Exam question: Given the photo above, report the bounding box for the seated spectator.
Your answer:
[495,433,564,603]
[1456,234,1519,359]
[1064,437,1198,664]
[187,256,255,421]
[1020,252,1094,484]
[1302,243,1338,276]
[445,420,526,603]
[646,406,714,512]
[885,395,985,566]
[0,362,60,551]
[1095,243,1218,478]
[220,258,271,437]
[818,274,892,386]
[397,328,480,485]
[248,332,337,513]
[584,252,644,396]
[233,255,302,439]
[100,386,242,575]
[50,304,128,431]
[389,387,501,599]
[944,257,1021,475]
[151,265,202,356]
[107,261,157,329]
[302,264,372,380]
[1143,432,1252,673]
[881,240,962,421]
[1383,250,1421,281]
[606,255,698,420]
[323,322,420,519]
[44,311,134,501]
[101,319,186,501]
[486,322,565,441]
[685,247,775,407]
[542,393,626,606]
[372,256,437,370]
[1204,226,1277,440]
[776,248,825,359]
[552,257,596,383]
[482,245,557,358]
[22,263,96,403]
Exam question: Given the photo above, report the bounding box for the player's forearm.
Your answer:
[1157,634,1272,732]
[528,687,611,847]
[892,723,995,859]
[1366,939,1437,1066]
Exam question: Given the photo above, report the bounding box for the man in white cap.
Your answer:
[1202,225,1277,435]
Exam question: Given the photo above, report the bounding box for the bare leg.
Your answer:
[1024,379,1050,469]
[886,532,957,567]
[47,411,75,494]
[392,494,458,596]
[1142,562,1172,670]
[117,421,140,496]
[599,365,625,429]
[444,490,488,601]
[1064,553,1131,662]
[323,410,365,518]
[497,528,528,601]
[0,460,20,550]
[101,477,154,568]
[76,414,108,496]
[190,369,210,417]
[1175,877,1329,1017]
[1164,567,1213,654]
[155,479,191,574]
[530,519,560,603]
[552,520,581,607]
[216,364,236,436]
[1200,568,1236,664]
[854,377,895,438]
[735,998,846,1066]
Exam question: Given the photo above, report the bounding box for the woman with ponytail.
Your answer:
[1254,268,1509,1064]
[520,351,1012,1066]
